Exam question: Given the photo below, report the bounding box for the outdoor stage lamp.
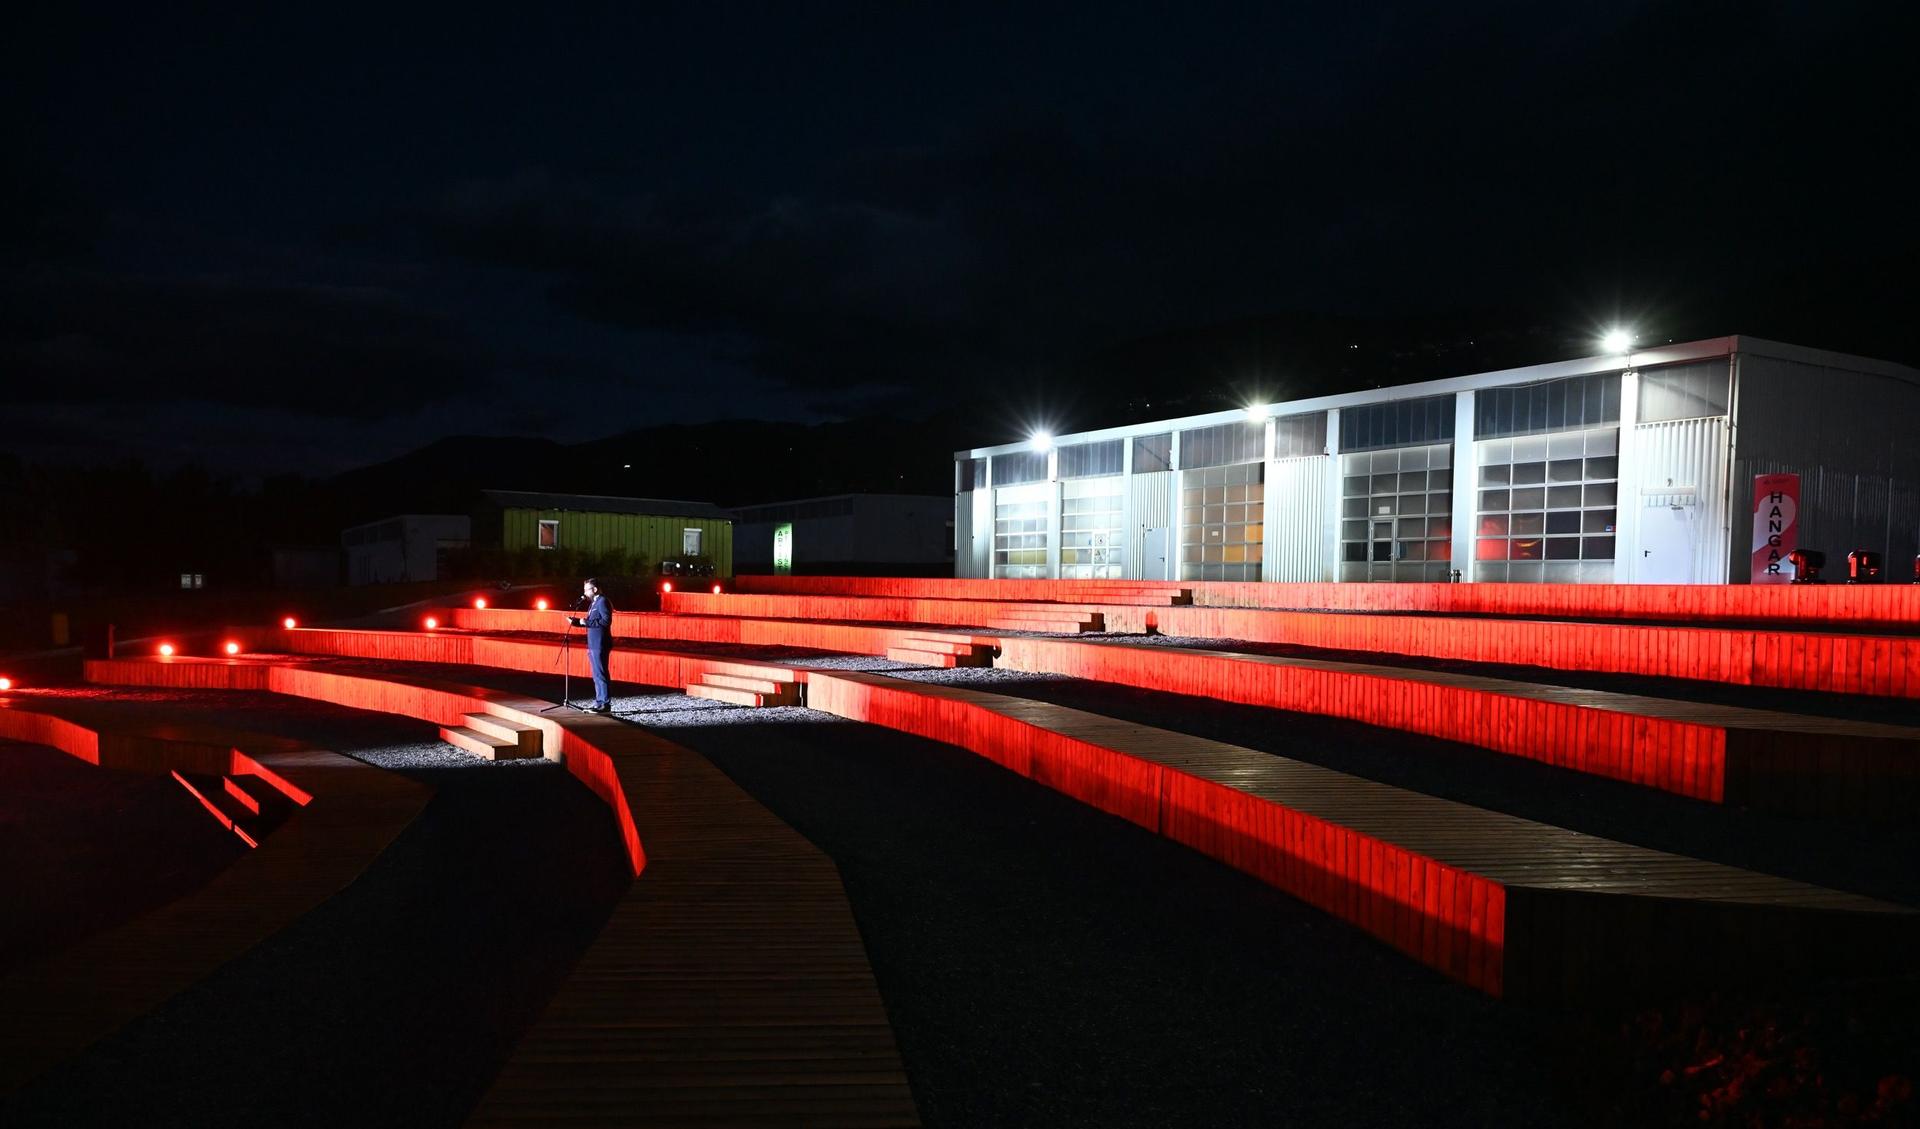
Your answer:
[1246,403,1268,424]
[1847,550,1882,583]
[1601,328,1634,355]
[535,598,549,611]
[282,617,298,629]
[0,677,13,691]
[424,617,439,630]
[474,597,488,609]
[1787,548,1825,584]
[660,581,673,594]
[224,641,241,655]
[158,643,175,656]
[711,583,723,595]
[1030,430,1053,453]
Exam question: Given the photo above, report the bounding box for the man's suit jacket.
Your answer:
[583,594,612,651]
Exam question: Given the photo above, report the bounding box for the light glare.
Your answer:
[712,583,723,595]
[224,641,240,655]
[1030,430,1053,452]
[1245,404,1267,423]
[0,677,13,691]
[474,597,487,609]
[158,643,175,657]
[1601,328,1633,354]
[424,617,438,630]
[282,617,297,629]
[661,581,673,594]
[535,598,549,610]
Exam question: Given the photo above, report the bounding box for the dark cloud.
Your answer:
[0,273,484,418]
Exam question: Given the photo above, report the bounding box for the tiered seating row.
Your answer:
[659,591,1920,700]
[991,638,1920,820]
[0,703,430,1095]
[801,669,1916,1003]
[734,574,1920,626]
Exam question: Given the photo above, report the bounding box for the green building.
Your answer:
[477,490,734,577]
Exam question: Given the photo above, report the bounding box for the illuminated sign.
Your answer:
[1750,473,1799,584]
[773,522,794,574]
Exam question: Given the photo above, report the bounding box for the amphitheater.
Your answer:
[3,576,1917,1128]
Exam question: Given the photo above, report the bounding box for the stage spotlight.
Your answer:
[224,641,241,655]
[1601,328,1633,355]
[661,581,673,594]
[474,597,487,609]
[158,643,175,656]
[424,617,439,630]
[1030,429,1053,453]
[535,598,549,611]
[282,617,298,629]
[0,677,13,691]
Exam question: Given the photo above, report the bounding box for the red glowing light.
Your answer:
[712,584,723,595]
[283,617,298,629]
[424,617,439,630]
[661,581,673,594]
[0,677,12,691]
[224,642,241,655]
[474,597,488,609]
[535,598,549,611]
[159,643,175,656]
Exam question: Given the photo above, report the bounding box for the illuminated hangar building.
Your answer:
[953,336,1920,585]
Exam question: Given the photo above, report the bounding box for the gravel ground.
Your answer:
[1,688,630,1129]
[0,739,248,974]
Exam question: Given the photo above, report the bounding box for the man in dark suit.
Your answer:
[568,577,614,713]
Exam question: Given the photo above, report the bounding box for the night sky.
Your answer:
[5,2,1914,478]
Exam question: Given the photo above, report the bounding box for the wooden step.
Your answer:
[901,638,992,666]
[887,647,961,668]
[986,618,1101,634]
[687,683,782,707]
[440,724,518,761]
[171,769,261,848]
[222,773,274,815]
[701,673,796,698]
[462,712,544,759]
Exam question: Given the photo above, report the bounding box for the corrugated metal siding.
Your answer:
[1732,354,1920,578]
[1128,470,1172,575]
[1632,417,1730,583]
[1266,455,1328,581]
[504,508,734,576]
[954,490,974,577]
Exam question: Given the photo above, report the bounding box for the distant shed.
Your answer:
[476,490,734,576]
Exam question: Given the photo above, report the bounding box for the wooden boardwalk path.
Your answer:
[0,700,431,1095]
[76,657,920,1128]
[803,670,1916,1002]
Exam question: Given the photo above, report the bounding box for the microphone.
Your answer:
[568,594,587,611]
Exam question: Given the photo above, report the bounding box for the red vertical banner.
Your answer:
[1750,473,1800,584]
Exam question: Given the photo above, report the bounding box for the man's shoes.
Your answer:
[589,702,612,714]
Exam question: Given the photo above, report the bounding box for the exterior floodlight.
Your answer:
[660,581,673,594]
[224,641,241,655]
[711,583,723,595]
[1030,430,1053,453]
[535,598,549,611]
[158,643,175,656]
[1246,404,1267,424]
[474,597,487,609]
[424,617,439,630]
[1601,329,1633,354]
[282,617,298,629]
[0,677,13,691]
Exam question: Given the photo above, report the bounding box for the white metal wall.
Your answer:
[1129,470,1173,580]
[1629,416,1731,583]
[1265,455,1329,581]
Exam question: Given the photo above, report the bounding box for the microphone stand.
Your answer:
[542,598,585,713]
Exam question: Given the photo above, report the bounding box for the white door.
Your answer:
[1637,503,1697,583]
[1142,526,1170,580]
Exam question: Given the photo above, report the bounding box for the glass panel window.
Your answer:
[1337,441,1453,581]
[993,496,1051,578]
[1472,427,1619,582]
[1180,462,1264,581]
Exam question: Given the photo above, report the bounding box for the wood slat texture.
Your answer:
[801,670,1917,1003]
[732,574,1920,627]
[0,703,431,1094]
[79,657,919,1128]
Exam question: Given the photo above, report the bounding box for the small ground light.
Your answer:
[661,581,673,594]
[159,643,175,656]
[283,617,298,629]
[712,583,723,595]
[474,597,487,609]
[0,677,13,691]
[535,598,549,610]
[425,617,439,630]
[224,641,241,655]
